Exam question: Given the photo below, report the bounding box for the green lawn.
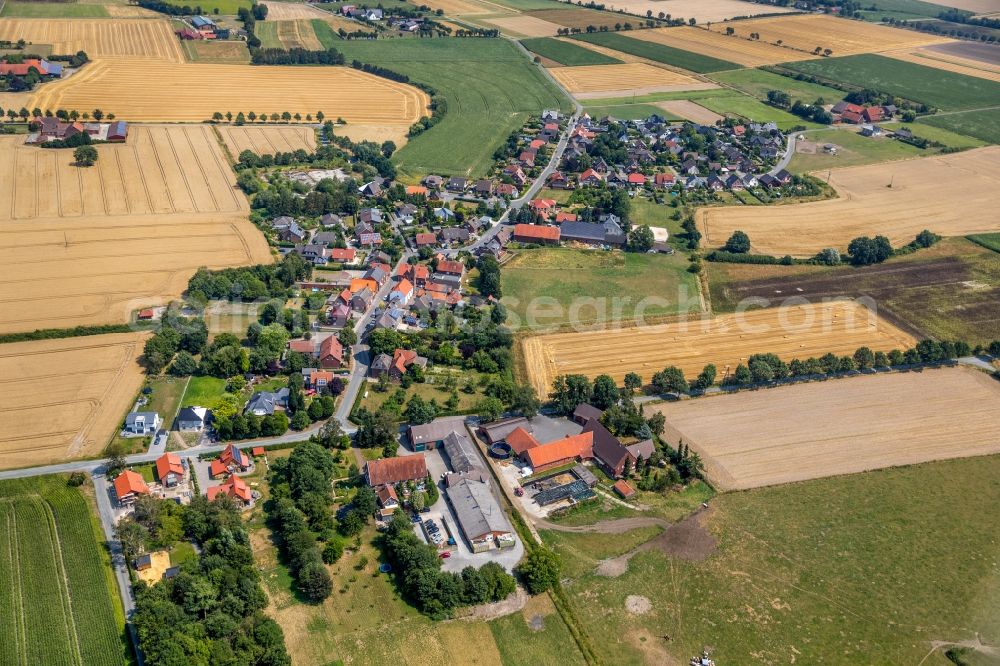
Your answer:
[918,108,1000,145]
[552,454,1000,665]
[629,197,684,234]
[0,476,128,666]
[501,247,701,329]
[334,38,570,180]
[782,54,1000,111]
[897,119,988,149]
[853,0,963,20]
[696,93,821,129]
[254,21,282,49]
[521,37,621,65]
[571,32,739,73]
[967,233,1000,253]
[787,127,926,172]
[708,67,844,103]
[162,0,251,12]
[145,376,188,425]
[581,88,733,107]
[310,18,341,47]
[180,376,229,409]
[355,372,486,418]
[0,1,107,16]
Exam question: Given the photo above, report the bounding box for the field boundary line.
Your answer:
[42,498,83,666]
[182,126,221,211]
[113,150,134,215]
[198,124,242,211]
[129,142,156,213]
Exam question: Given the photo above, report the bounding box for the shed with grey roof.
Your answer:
[444,476,515,552]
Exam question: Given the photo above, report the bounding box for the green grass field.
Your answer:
[162,0,250,12]
[310,18,340,46]
[145,376,188,424]
[355,370,486,417]
[708,67,843,103]
[581,88,733,107]
[550,454,1000,665]
[0,476,127,666]
[521,37,621,65]
[582,103,676,120]
[918,108,1000,145]
[571,32,739,73]
[501,247,701,329]
[180,376,229,409]
[335,38,570,179]
[854,0,965,20]
[0,1,107,17]
[782,54,1000,111]
[787,127,926,172]
[696,93,821,130]
[967,233,1000,253]
[897,120,987,149]
[254,21,283,49]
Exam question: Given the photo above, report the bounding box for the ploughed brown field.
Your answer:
[698,147,1000,257]
[649,367,1000,490]
[216,125,317,157]
[521,300,917,397]
[0,333,148,470]
[0,126,271,333]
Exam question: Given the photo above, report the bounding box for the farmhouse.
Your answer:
[505,427,540,456]
[513,224,560,244]
[207,474,254,507]
[523,432,594,473]
[113,470,150,506]
[155,452,185,487]
[377,485,400,518]
[0,58,61,77]
[444,474,515,553]
[408,417,468,451]
[478,416,531,445]
[583,417,633,478]
[572,403,603,425]
[366,455,428,487]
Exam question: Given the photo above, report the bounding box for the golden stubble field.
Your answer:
[0,18,185,61]
[0,126,271,332]
[217,125,317,156]
[28,59,429,126]
[883,47,1000,82]
[649,367,1000,490]
[0,333,148,470]
[632,26,817,66]
[548,62,716,97]
[706,14,954,56]
[521,300,917,397]
[599,0,795,22]
[698,147,1000,257]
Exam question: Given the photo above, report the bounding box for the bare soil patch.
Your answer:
[649,366,1000,490]
[625,594,652,615]
[135,551,171,584]
[0,332,148,469]
[925,40,1000,66]
[698,147,1000,257]
[521,300,916,397]
[656,99,723,124]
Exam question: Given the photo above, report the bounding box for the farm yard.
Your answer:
[706,14,953,57]
[27,60,429,126]
[520,300,917,397]
[0,18,186,62]
[707,237,1000,344]
[698,147,1000,257]
[651,367,1000,490]
[0,333,147,470]
[547,62,715,97]
[628,26,817,67]
[0,475,127,665]
[335,38,570,178]
[216,125,317,157]
[553,453,1000,664]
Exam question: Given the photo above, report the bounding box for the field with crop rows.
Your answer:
[630,26,816,67]
[582,0,795,22]
[0,18,185,61]
[698,147,1000,256]
[572,32,740,73]
[548,62,713,97]
[263,0,335,18]
[521,300,916,397]
[335,38,570,178]
[706,14,952,58]
[217,125,317,156]
[0,476,126,665]
[521,36,621,65]
[652,367,1000,490]
[883,46,1000,82]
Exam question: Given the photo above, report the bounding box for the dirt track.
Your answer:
[649,366,1000,490]
[698,147,1000,257]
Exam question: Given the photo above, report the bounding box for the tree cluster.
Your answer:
[250,47,345,66]
[187,254,312,302]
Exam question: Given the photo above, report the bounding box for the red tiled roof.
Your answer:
[208,474,252,503]
[114,470,149,498]
[525,432,593,469]
[320,335,343,362]
[210,459,228,478]
[366,455,428,486]
[330,248,356,261]
[513,224,560,241]
[505,427,540,455]
[415,232,437,246]
[155,453,183,482]
[288,339,315,354]
[406,185,428,196]
[628,172,647,184]
[394,278,414,296]
[436,259,464,275]
[252,446,266,456]
[841,110,863,124]
[613,479,636,498]
[554,212,578,223]
[529,198,556,210]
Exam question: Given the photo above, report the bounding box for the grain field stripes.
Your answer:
[0,503,26,666]
[43,500,82,665]
[0,19,185,61]
[217,125,319,156]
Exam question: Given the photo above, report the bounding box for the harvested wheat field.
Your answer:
[631,26,815,66]
[698,147,1000,257]
[104,3,163,18]
[0,125,246,220]
[521,300,916,397]
[656,100,723,124]
[0,19,185,61]
[548,62,715,97]
[217,125,317,157]
[273,19,324,49]
[28,59,428,125]
[486,15,564,37]
[706,14,953,57]
[0,333,148,470]
[883,47,1000,82]
[602,0,794,22]
[263,1,332,19]
[650,366,1000,490]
